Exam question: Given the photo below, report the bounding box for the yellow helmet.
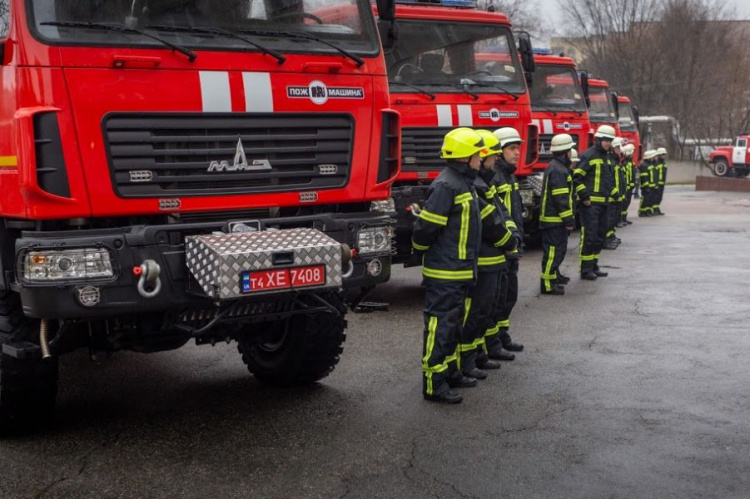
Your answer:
[441,128,486,159]
[476,130,501,158]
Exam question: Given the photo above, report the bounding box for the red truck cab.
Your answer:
[0,0,399,431]
[617,95,641,161]
[376,0,537,259]
[708,135,750,177]
[588,78,621,138]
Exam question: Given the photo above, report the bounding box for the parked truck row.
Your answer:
[0,0,641,434]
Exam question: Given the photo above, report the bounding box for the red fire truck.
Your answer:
[375,0,538,260]
[708,135,750,177]
[0,0,400,432]
[617,95,641,161]
[588,78,621,137]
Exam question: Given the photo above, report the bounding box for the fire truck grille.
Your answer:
[103,113,353,198]
[400,127,453,172]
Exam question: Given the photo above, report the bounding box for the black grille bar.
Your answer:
[103,113,354,198]
[400,127,453,172]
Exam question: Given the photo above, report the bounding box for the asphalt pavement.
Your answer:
[3,186,750,499]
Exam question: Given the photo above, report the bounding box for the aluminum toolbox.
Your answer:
[185,228,343,300]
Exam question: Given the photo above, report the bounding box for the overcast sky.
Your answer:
[536,0,750,42]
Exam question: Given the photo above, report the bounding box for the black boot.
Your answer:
[557,273,571,285]
[501,332,524,352]
[424,390,463,404]
[447,375,478,388]
[488,346,516,361]
[541,284,565,295]
[463,368,488,380]
[594,269,608,277]
[581,271,598,280]
[476,355,502,370]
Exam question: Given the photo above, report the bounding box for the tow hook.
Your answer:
[136,259,162,298]
[341,244,354,279]
[40,319,52,360]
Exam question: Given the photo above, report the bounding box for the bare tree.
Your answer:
[481,0,549,38]
[1,0,9,39]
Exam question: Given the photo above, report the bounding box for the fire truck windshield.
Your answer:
[618,101,637,131]
[386,21,524,94]
[27,0,379,55]
[529,65,586,113]
[588,86,617,123]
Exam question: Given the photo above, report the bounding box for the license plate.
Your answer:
[241,265,326,293]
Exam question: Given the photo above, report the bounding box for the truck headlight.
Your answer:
[370,198,396,213]
[24,248,114,281]
[357,227,393,256]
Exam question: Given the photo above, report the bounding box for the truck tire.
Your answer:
[0,293,59,435]
[238,292,347,386]
[713,159,729,177]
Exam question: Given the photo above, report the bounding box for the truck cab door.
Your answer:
[732,138,747,165]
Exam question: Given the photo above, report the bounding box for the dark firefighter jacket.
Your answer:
[412,162,509,282]
[490,157,524,255]
[540,157,575,229]
[614,155,627,201]
[639,160,654,189]
[655,160,668,186]
[623,158,636,190]
[572,145,615,204]
[475,169,518,272]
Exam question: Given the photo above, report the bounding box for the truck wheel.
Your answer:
[0,293,59,435]
[238,292,347,386]
[713,159,729,177]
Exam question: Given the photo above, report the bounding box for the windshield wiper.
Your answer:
[464,81,519,101]
[40,21,197,62]
[534,106,558,116]
[388,80,435,100]
[455,83,479,100]
[146,25,285,64]
[236,28,364,67]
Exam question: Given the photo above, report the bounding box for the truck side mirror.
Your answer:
[377,20,398,50]
[633,105,640,125]
[0,42,4,65]
[376,0,396,22]
[515,31,534,85]
[611,91,619,118]
[579,72,590,107]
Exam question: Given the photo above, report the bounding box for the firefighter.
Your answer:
[539,134,576,295]
[620,144,637,225]
[485,127,525,358]
[639,150,656,217]
[654,147,668,215]
[459,130,518,379]
[604,137,625,250]
[412,128,504,404]
[572,125,616,280]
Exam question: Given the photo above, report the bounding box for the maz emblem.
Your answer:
[207,138,272,173]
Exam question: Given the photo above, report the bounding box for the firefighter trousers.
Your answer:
[484,268,509,354]
[422,280,471,396]
[487,259,518,349]
[606,201,621,238]
[655,186,665,210]
[639,189,652,214]
[460,270,501,373]
[579,203,607,274]
[622,189,634,221]
[541,226,568,292]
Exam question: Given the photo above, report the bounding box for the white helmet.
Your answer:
[643,150,657,161]
[594,125,617,140]
[657,147,667,156]
[623,144,635,157]
[492,127,524,148]
[570,149,580,163]
[550,133,576,153]
[611,137,625,149]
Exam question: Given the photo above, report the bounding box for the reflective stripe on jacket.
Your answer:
[540,158,575,228]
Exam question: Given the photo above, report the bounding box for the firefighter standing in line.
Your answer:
[604,137,625,250]
[654,147,668,215]
[412,128,487,404]
[573,125,616,280]
[639,150,656,217]
[485,127,525,359]
[620,144,637,225]
[459,130,519,379]
[539,134,576,296]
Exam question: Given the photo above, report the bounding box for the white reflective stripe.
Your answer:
[437,105,453,127]
[532,119,540,128]
[243,72,274,113]
[543,119,553,134]
[457,105,473,126]
[199,71,232,112]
